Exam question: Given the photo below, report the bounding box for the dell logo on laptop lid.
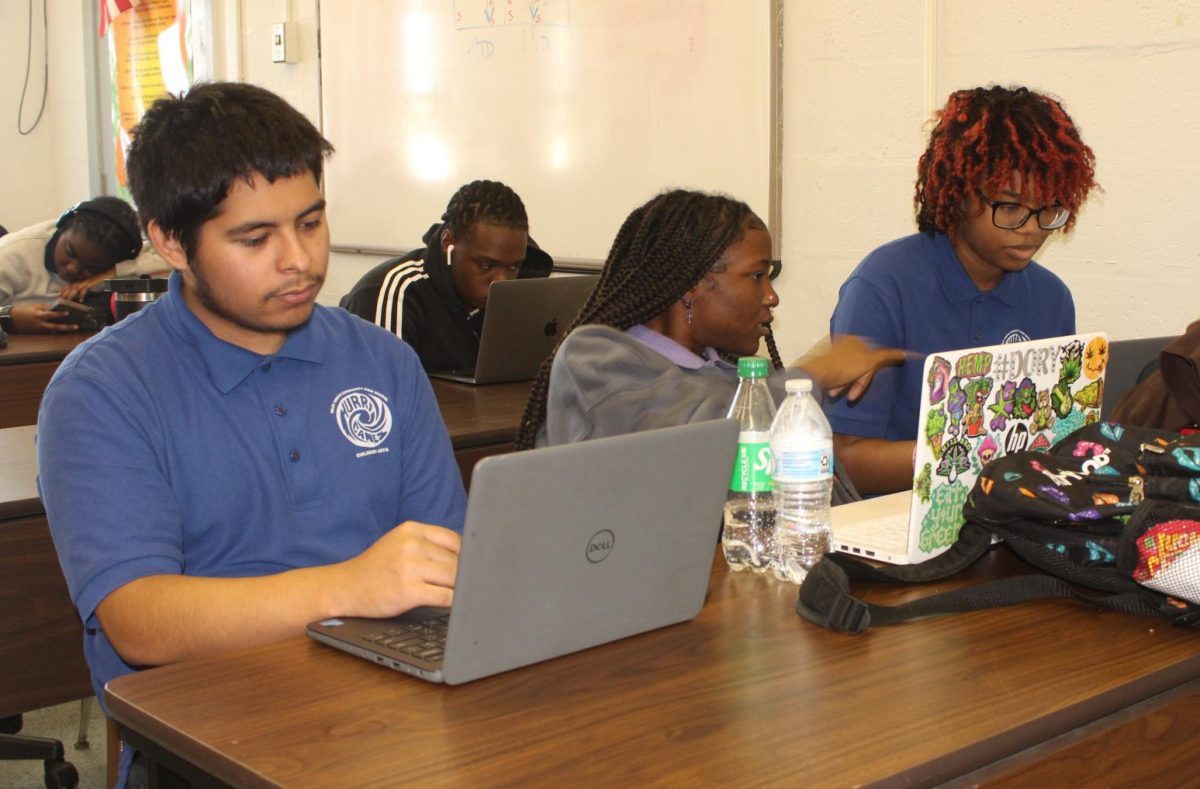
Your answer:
[586,529,614,563]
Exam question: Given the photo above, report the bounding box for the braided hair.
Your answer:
[442,180,528,239]
[916,85,1098,239]
[515,189,780,450]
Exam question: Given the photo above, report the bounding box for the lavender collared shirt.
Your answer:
[626,324,735,371]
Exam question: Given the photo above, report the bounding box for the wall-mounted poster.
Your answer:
[102,0,210,196]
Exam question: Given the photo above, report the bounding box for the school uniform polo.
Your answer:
[825,232,1075,441]
[38,272,466,716]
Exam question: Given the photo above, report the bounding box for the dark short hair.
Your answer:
[441,180,528,240]
[126,81,334,255]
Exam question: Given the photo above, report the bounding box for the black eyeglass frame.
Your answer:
[978,193,1071,231]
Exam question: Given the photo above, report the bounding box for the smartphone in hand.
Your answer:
[46,299,102,330]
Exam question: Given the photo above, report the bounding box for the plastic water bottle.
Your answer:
[770,378,833,583]
[722,357,777,572]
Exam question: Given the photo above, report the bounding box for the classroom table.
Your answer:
[0,424,92,718]
[105,547,1200,787]
[0,332,532,456]
[0,332,96,429]
[428,378,530,486]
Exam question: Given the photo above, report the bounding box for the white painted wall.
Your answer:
[1,0,55,230]
[1,0,138,230]
[17,1,1200,331]
[777,0,1200,363]
[46,1,94,213]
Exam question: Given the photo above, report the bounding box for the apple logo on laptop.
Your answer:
[543,318,559,337]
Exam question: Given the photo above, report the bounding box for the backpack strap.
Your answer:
[796,521,993,634]
[797,517,1191,634]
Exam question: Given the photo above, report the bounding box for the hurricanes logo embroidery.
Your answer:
[331,387,392,451]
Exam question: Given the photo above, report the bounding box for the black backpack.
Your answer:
[798,422,1200,633]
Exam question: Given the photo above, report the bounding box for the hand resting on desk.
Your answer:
[96,521,461,667]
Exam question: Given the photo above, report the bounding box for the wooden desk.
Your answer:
[0,332,95,429]
[0,425,92,717]
[430,379,531,486]
[105,549,1200,787]
[0,329,530,475]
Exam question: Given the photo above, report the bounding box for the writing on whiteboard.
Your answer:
[454,0,568,30]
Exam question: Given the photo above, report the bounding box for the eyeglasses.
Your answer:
[979,194,1070,231]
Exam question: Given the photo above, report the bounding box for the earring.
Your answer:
[682,296,694,325]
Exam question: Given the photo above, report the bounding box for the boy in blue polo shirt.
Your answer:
[37,82,466,786]
[825,85,1100,495]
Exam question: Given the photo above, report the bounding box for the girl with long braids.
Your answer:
[516,189,903,504]
[827,86,1100,496]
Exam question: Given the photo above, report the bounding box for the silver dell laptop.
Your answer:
[428,274,598,385]
[307,418,737,684]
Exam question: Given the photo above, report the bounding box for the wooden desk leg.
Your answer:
[107,716,119,789]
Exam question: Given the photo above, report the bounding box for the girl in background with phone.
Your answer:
[0,197,166,334]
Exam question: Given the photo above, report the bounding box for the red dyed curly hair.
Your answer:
[915,86,1098,239]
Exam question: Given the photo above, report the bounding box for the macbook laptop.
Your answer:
[308,418,737,684]
[429,274,598,385]
[832,332,1109,564]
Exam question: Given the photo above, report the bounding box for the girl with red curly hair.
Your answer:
[826,85,1099,495]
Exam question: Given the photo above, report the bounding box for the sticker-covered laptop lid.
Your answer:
[911,332,1109,560]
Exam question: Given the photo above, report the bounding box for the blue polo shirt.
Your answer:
[37,273,466,710]
[825,232,1075,440]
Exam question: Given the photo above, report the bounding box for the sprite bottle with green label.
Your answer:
[723,357,777,572]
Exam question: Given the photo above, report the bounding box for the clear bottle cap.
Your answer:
[785,378,813,393]
[736,357,769,378]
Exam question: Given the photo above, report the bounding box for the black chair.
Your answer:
[0,713,79,787]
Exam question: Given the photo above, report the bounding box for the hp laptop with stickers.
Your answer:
[428,274,598,385]
[832,332,1109,564]
[307,418,737,684]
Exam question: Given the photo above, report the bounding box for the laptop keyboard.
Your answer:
[362,616,449,662]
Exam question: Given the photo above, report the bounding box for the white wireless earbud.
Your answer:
[446,244,455,263]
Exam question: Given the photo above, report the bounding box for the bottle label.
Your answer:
[773,440,834,482]
[730,430,773,492]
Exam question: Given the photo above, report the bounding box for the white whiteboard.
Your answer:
[318,0,772,262]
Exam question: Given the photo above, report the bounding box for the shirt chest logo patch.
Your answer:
[1003,330,1032,344]
[331,387,393,451]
